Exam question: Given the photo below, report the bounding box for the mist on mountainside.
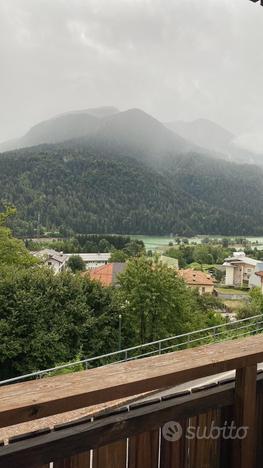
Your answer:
[1,106,263,238]
[1,106,262,167]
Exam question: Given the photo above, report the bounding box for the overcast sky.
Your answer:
[0,0,263,144]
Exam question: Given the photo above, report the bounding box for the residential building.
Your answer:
[178,268,214,295]
[223,252,261,287]
[249,263,263,293]
[32,249,68,274]
[83,262,126,287]
[66,253,111,270]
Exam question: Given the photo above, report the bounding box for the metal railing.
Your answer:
[1,313,263,386]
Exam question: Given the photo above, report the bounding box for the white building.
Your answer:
[32,249,68,274]
[66,253,111,270]
[249,263,263,292]
[223,252,261,287]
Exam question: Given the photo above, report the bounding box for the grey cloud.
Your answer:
[0,0,263,143]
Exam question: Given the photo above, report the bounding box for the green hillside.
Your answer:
[1,141,263,237]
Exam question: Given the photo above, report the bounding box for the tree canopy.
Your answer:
[116,256,223,344]
[0,206,38,268]
[67,255,86,273]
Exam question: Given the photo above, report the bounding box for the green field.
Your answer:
[130,235,263,252]
[216,287,249,296]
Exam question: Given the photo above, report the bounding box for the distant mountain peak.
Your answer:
[0,106,120,152]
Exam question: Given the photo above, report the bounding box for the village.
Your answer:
[30,239,263,325]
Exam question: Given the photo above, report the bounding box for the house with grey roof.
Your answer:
[32,249,68,274]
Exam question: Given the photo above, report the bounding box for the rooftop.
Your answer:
[32,249,67,264]
[84,262,126,286]
[224,253,260,267]
[178,268,214,286]
[66,253,111,262]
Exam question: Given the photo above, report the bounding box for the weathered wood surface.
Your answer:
[0,385,234,468]
[256,380,263,468]
[1,335,263,428]
[53,451,90,467]
[160,418,188,468]
[188,409,220,468]
[128,429,159,468]
[1,379,263,468]
[219,404,233,468]
[232,365,257,468]
[93,440,126,468]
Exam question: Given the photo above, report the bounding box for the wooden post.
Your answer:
[232,365,257,468]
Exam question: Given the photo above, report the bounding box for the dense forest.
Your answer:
[1,108,263,237]
[0,145,217,236]
[27,234,145,255]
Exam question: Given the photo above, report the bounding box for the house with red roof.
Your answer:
[82,262,126,287]
[178,268,215,295]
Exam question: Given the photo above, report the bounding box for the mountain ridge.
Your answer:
[166,118,263,166]
[1,107,263,237]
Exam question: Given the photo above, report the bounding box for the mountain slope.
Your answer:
[166,119,234,156]
[0,107,200,158]
[1,108,263,237]
[85,108,198,165]
[0,107,119,152]
[0,145,212,236]
[166,118,263,166]
[1,138,263,236]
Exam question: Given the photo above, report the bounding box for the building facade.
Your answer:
[66,253,111,270]
[178,269,214,295]
[32,249,68,274]
[223,252,261,287]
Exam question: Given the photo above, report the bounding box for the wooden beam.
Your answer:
[1,335,263,428]
[232,365,257,468]
[0,385,234,468]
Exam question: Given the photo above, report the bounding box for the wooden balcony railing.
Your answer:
[1,334,263,467]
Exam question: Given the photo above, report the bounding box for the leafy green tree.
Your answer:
[109,250,127,263]
[67,255,86,273]
[116,256,216,344]
[165,245,194,268]
[98,239,112,252]
[193,245,214,265]
[0,267,122,379]
[123,240,145,257]
[237,287,263,319]
[165,243,232,269]
[222,238,229,248]
[0,206,37,268]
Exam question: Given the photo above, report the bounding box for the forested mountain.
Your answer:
[0,107,119,152]
[1,108,263,236]
[86,109,197,161]
[2,106,263,167]
[0,107,198,156]
[0,145,208,236]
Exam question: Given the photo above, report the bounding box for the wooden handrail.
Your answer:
[0,383,236,468]
[1,334,263,428]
